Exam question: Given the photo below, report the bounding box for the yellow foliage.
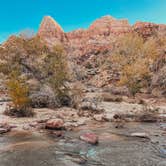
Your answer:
[7,71,30,110]
[112,33,158,95]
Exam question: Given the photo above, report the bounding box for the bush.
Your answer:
[112,33,158,96]
[43,45,71,106]
[0,35,80,109]
[5,71,33,117]
[4,106,34,117]
[70,82,85,109]
[30,85,58,108]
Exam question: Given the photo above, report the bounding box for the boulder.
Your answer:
[0,128,10,134]
[80,132,98,145]
[93,114,107,122]
[131,132,149,139]
[0,123,11,134]
[46,119,64,130]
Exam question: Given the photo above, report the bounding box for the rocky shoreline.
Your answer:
[0,95,166,143]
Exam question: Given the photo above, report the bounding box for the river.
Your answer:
[0,122,166,166]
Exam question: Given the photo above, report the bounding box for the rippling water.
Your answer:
[0,122,166,166]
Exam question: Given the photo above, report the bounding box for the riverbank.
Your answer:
[0,97,166,165]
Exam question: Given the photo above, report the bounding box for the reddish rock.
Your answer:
[80,132,98,145]
[46,119,64,130]
[2,15,166,94]
[132,22,159,38]
[89,15,131,36]
[37,16,67,45]
[27,15,166,66]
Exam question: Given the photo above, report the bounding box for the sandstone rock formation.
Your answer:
[5,15,165,62]
[2,15,166,94]
[37,16,67,45]
[132,22,159,38]
[89,15,131,35]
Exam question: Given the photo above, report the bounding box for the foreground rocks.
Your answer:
[80,132,98,145]
[93,114,107,122]
[45,119,64,130]
[130,132,150,139]
[0,123,11,134]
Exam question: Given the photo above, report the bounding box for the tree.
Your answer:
[5,70,33,117]
[43,45,70,106]
[0,34,77,108]
[111,33,158,95]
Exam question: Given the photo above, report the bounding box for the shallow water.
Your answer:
[0,122,166,166]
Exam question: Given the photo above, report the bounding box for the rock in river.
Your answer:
[80,132,98,145]
[131,132,150,139]
[0,123,11,134]
[46,119,64,129]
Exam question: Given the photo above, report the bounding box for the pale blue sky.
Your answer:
[0,0,165,43]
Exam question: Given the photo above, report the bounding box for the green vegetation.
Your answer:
[43,45,71,106]
[0,35,74,113]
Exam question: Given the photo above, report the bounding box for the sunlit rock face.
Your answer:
[37,16,67,45]
[37,16,165,57]
[132,22,159,38]
[3,15,165,67]
[88,15,131,35]
[36,15,166,75]
[1,15,166,92]
[65,16,131,60]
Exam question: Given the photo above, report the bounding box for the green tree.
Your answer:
[43,45,70,106]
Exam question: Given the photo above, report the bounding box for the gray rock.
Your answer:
[131,132,149,139]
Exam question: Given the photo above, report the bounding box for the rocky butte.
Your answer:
[37,15,166,58]
[38,16,67,45]
[2,15,166,93]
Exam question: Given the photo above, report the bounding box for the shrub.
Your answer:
[0,35,80,109]
[70,82,85,109]
[43,45,71,106]
[5,71,33,117]
[112,33,158,96]
[30,85,58,108]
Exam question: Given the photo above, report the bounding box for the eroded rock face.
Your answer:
[66,16,131,60]
[132,22,159,38]
[3,15,165,92]
[89,16,131,36]
[37,16,67,45]
[37,16,164,62]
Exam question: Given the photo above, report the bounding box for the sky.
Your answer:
[0,0,166,43]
